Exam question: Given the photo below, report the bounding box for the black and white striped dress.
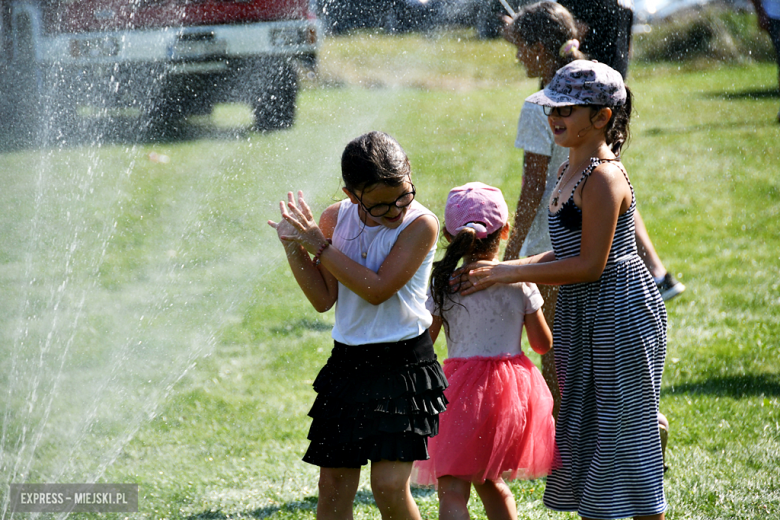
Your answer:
[543,158,668,519]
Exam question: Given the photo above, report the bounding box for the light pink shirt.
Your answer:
[427,282,543,358]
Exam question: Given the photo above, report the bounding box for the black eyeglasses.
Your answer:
[543,105,574,117]
[354,184,416,217]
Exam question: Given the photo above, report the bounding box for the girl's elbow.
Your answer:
[314,302,334,313]
[366,293,392,306]
[580,262,606,282]
[532,343,552,356]
[311,295,337,313]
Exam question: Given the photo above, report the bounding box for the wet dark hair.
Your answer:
[507,1,587,70]
[590,85,633,154]
[430,227,502,333]
[341,131,411,193]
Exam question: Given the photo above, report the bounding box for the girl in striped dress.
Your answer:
[458,60,667,519]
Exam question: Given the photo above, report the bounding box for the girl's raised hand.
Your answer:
[269,191,328,254]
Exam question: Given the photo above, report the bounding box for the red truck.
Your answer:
[3,0,319,141]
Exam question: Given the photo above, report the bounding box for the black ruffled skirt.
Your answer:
[303,331,448,468]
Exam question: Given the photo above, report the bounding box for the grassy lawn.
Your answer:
[0,28,778,519]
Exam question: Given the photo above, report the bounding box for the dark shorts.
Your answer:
[303,331,448,468]
[768,17,780,66]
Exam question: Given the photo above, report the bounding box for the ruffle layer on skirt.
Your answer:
[412,353,557,486]
[303,333,448,468]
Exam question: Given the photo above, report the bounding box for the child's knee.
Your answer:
[318,468,357,500]
[437,476,470,501]
[474,478,512,500]
[371,471,408,497]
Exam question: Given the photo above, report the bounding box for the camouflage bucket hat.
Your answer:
[525,60,627,108]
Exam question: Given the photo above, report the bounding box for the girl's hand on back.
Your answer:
[461,261,528,296]
[276,191,329,255]
[449,259,499,295]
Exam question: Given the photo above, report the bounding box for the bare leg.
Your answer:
[437,476,471,520]
[634,210,666,279]
[538,283,561,419]
[317,467,361,520]
[473,478,517,520]
[370,460,422,520]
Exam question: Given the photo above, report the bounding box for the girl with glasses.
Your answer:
[457,61,668,520]
[268,131,446,520]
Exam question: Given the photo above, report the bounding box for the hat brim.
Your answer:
[525,89,588,107]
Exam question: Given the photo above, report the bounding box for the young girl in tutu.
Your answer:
[412,182,556,520]
[269,131,448,520]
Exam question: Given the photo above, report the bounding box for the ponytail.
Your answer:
[430,227,501,333]
[604,85,633,154]
[558,38,586,62]
[507,1,588,70]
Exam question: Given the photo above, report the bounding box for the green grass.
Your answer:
[0,28,779,519]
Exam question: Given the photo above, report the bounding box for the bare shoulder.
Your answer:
[319,202,342,238]
[400,213,439,246]
[591,160,628,181]
[587,161,631,192]
[584,161,632,211]
[408,212,439,232]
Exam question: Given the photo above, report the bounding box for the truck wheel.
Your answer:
[12,15,76,145]
[142,95,187,140]
[252,60,298,131]
[11,15,46,145]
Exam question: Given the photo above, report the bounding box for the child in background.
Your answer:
[501,0,588,417]
[462,61,668,519]
[503,1,684,309]
[413,182,556,520]
[268,131,447,520]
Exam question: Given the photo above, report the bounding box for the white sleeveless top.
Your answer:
[331,199,437,345]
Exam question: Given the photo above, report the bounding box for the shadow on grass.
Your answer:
[642,118,777,137]
[0,114,267,154]
[186,488,436,519]
[667,373,780,397]
[707,87,780,101]
[270,318,333,336]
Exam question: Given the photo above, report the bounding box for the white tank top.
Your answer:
[331,199,437,345]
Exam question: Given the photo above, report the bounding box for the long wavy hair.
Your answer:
[430,227,502,333]
[592,85,633,155]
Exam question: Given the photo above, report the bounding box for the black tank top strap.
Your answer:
[578,157,630,194]
[568,157,601,200]
[611,158,634,192]
[557,160,570,181]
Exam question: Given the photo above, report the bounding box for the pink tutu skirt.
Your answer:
[413,353,557,486]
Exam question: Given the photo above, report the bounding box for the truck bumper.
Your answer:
[38,19,319,70]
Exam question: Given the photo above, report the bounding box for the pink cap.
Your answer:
[445,182,509,239]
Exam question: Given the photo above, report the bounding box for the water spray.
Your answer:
[497,0,515,17]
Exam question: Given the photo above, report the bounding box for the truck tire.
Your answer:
[12,15,76,145]
[11,15,47,145]
[143,96,187,140]
[251,59,297,131]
